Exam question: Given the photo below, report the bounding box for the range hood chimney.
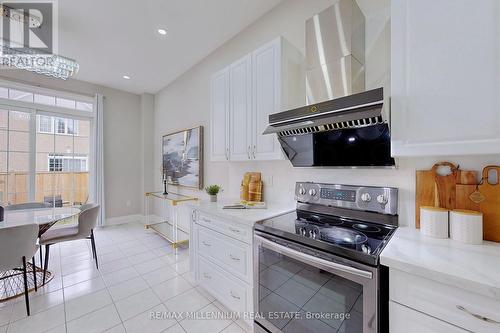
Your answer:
[305,0,365,104]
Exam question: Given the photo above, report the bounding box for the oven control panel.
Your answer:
[295,182,398,215]
[320,188,356,202]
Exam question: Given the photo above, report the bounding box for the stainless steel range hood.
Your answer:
[263,88,384,136]
[264,88,394,167]
[263,1,393,167]
[306,0,365,104]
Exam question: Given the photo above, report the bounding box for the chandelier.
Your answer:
[1,40,79,80]
[0,4,79,80]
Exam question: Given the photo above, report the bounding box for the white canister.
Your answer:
[450,209,483,245]
[420,206,449,239]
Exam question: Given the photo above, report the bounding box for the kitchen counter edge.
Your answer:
[381,226,500,301]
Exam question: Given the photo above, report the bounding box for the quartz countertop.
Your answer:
[381,226,500,300]
[186,200,295,227]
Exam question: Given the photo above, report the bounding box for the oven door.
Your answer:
[254,232,378,333]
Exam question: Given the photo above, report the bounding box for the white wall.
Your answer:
[141,93,155,214]
[153,0,500,226]
[0,70,143,220]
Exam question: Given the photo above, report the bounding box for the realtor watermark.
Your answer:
[0,0,59,70]
[149,311,352,321]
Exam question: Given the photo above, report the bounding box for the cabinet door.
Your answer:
[229,54,252,161]
[391,0,500,156]
[390,302,468,333]
[210,67,230,161]
[252,38,284,160]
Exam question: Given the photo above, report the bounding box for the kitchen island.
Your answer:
[381,226,500,332]
[186,200,294,329]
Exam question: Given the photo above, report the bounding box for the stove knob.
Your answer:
[299,227,307,236]
[377,194,388,205]
[308,189,317,196]
[360,193,372,202]
[309,229,318,239]
[298,187,306,195]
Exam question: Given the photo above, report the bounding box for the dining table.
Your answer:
[1,206,81,301]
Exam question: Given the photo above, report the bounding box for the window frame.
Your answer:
[0,80,95,204]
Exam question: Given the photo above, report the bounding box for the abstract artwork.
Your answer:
[162,126,203,189]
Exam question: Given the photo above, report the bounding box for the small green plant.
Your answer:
[205,184,222,195]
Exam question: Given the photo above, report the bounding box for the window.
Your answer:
[0,82,93,207]
[49,156,63,171]
[34,94,56,106]
[55,118,65,134]
[48,154,88,172]
[39,115,52,133]
[38,116,79,135]
[67,120,78,135]
[0,86,93,112]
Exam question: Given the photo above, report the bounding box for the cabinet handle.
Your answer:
[229,254,240,261]
[230,291,240,300]
[200,217,211,223]
[247,146,251,159]
[253,145,256,159]
[226,148,229,160]
[203,272,212,279]
[191,210,197,222]
[229,227,240,233]
[202,241,212,247]
[456,305,500,324]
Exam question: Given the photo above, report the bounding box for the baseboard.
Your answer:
[105,214,143,226]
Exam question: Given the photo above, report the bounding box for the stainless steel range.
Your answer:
[253,182,398,333]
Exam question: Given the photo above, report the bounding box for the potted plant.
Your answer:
[205,184,222,202]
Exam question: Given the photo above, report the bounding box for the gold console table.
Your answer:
[144,191,198,248]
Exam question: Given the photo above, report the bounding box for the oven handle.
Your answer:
[255,235,373,280]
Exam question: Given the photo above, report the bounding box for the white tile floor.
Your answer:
[0,222,250,333]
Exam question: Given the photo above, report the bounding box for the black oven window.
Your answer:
[259,247,363,332]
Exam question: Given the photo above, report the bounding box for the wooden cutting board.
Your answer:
[479,165,500,242]
[416,162,477,228]
[456,184,481,211]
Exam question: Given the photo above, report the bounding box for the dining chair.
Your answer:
[0,224,39,316]
[40,204,100,283]
[4,202,48,275]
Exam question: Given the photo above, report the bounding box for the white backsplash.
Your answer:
[223,155,500,227]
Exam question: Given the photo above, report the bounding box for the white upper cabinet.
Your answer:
[210,36,303,162]
[229,54,253,161]
[391,0,500,156]
[210,67,230,161]
[252,39,282,160]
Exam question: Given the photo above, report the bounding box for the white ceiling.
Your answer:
[58,0,282,94]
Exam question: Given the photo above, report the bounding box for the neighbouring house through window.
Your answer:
[48,154,88,172]
[0,83,94,207]
[38,116,79,135]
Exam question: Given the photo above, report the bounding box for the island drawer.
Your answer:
[195,210,252,244]
[390,269,500,332]
[198,255,251,314]
[197,225,252,283]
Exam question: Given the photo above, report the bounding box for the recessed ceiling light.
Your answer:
[157,28,167,36]
[122,75,130,80]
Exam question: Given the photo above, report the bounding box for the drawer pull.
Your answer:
[456,305,500,324]
[230,291,240,300]
[202,241,212,247]
[229,227,240,233]
[229,254,240,261]
[203,272,212,279]
[200,217,211,223]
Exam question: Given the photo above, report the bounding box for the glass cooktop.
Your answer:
[255,210,397,266]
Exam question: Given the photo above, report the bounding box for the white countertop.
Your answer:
[381,226,500,300]
[186,200,295,227]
